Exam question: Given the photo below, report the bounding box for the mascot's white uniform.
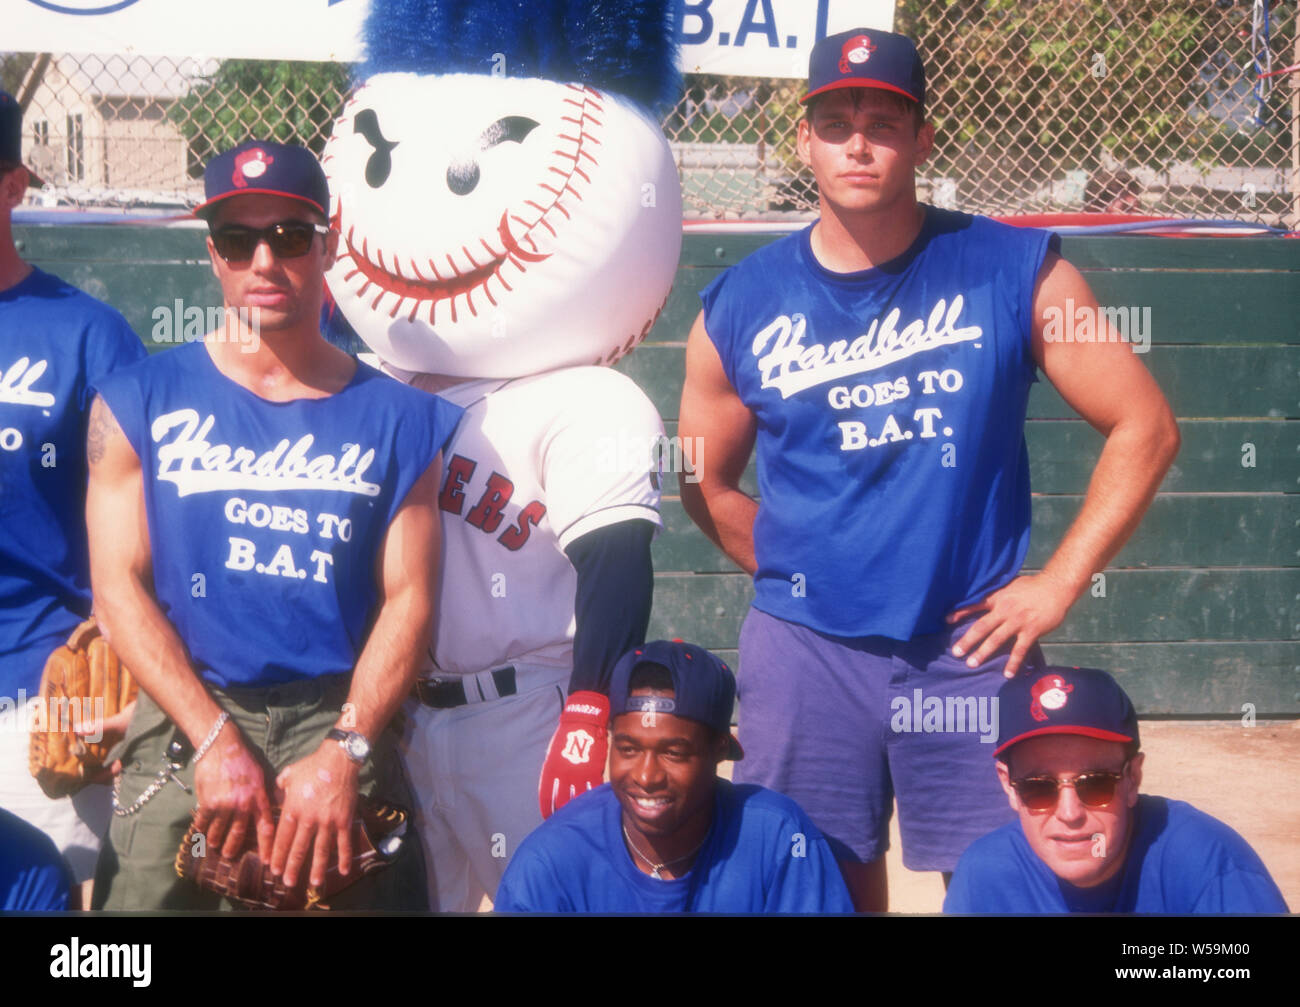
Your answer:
[323,0,682,910]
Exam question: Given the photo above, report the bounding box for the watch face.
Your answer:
[344,734,370,761]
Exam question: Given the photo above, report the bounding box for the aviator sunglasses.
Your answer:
[1010,759,1131,811]
[209,220,329,262]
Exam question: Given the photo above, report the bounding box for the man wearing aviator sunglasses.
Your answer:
[208,220,332,264]
[944,666,1287,913]
[85,140,462,909]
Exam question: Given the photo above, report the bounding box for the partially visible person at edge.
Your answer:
[0,89,146,909]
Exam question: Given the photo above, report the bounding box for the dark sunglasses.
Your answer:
[1011,759,1130,811]
[210,221,329,262]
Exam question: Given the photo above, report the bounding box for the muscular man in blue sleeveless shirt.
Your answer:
[678,30,1180,911]
[87,142,459,909]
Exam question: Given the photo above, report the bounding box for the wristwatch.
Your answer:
[326,728,371,766]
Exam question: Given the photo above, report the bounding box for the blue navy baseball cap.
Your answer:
[803,28,926,107]
[994,666,1140,759]
[194,139,329,221]
[609,640,744,760]
[1,90,43,187]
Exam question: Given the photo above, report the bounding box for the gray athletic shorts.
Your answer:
[732,606,1043,872]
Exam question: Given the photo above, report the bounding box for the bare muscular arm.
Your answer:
[87,394,275,860]
[677,310,759,575]
[949,252,1181,675]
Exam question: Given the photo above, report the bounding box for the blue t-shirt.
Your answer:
[494,779,854,913]
[944,795,1289,914]
[0,268,145,697]
[701,208,1056,640]
[0,808,71,911]
[94,343,462,687]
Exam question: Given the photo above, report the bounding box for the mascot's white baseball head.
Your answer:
[324,0,683,378]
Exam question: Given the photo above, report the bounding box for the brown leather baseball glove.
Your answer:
[174,799,410,910]
[28,618,137,798]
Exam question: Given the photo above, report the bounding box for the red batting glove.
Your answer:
[538,691,609,819]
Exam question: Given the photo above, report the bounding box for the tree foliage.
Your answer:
[0,53,38,99]
[171,59,353,175]
[894,0,1291,198]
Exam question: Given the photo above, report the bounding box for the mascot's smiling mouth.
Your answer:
[328,82,607,327]
[337,207,552,323]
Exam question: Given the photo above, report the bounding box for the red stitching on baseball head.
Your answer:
[330,85,604,325]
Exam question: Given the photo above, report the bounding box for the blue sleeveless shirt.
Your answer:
[701,208,1056,640]
[94,343,462,687]
[0,268,145,697]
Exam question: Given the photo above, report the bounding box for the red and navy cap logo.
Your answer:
[194,139,328,220]
[804,28,926,106]
[233,147,274,188]
[839,34,877,74]
[1029,673,1074,722]
[995,666,1139,757]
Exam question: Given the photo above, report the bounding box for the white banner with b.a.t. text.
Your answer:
[4,0,894,77]
[679,0,895,78]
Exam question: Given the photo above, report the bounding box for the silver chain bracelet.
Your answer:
[191,712,229,764]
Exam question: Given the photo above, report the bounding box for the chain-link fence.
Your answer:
[673,1,1298,224]
[5,1,1297,226]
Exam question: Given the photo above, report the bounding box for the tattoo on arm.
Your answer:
[87,395,118,465]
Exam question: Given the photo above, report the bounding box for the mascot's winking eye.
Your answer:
[443,115,540,196]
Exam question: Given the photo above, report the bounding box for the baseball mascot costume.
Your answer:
[322,0,682,910]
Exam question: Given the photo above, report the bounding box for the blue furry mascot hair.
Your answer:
[362,0,682,113]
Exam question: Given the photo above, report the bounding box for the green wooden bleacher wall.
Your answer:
[13,224,1299,716]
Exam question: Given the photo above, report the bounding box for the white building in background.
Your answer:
[21,54,213,206]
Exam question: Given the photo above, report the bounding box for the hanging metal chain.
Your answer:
[111,737,191,817]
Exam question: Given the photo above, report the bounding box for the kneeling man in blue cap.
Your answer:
[495,640,854,913]
[945,666,1287,913]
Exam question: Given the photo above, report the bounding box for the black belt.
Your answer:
[413,666,517,708]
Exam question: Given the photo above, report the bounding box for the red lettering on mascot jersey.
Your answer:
[438,454,476,514]
[467,472,514,532]
[499,500,546,552]
[439,452,546,551]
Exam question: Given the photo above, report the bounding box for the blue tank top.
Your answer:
[701,208,1056,640]
[94,343,462,687]
[0,268,145,697]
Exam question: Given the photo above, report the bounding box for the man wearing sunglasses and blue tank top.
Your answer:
[86,140,462,909]
[945,666,1287,913]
